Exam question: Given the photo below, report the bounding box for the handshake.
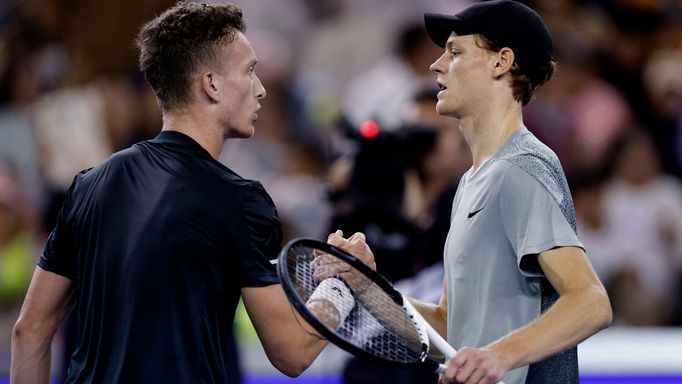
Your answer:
[304,230,376,329]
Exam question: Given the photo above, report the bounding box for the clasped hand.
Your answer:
[311,230,376,291]
[438,347,510,384]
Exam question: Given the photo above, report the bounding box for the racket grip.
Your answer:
[425,325,456,359]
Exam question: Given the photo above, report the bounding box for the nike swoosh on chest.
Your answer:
[467,207,484,219]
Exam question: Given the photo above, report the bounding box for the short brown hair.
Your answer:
[474,34,556,106]
[136,2,245,111]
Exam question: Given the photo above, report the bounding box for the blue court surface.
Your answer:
[243,376,342,384]
[239,376,682,384]
[581,377,682,384]
[3,374,682,383]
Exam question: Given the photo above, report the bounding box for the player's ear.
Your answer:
[492,47,514,78]
[201,72,220,103]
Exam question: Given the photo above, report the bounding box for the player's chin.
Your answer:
[245,124,255,137]
[435,102,462,119]
[226,125,255,139]
[435,102,453,116]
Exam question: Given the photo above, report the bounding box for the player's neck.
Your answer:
[459,103,523,172]
[161,108,224,160]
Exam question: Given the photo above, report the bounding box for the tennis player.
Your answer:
[399,1,613,383]
[10,3,372,383]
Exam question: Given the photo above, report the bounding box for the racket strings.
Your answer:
[285,244,427,364]
[351,284,427,362]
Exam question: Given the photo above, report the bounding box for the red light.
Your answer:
[359,120,380,139]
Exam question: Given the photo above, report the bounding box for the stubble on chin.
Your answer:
[225,125,255,139]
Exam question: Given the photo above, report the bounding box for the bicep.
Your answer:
[242,284,293,333]
[241,284,314,349]
[538,246,606,295]
[437,279,448,337]
[241,283,324,373]
[17,267,74,331]
[439,279,448,317]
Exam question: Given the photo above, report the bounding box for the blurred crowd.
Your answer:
[1,0,681,381]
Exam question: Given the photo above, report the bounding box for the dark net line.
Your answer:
[285,243,426,364]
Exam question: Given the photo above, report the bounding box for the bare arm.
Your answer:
[441,246,612,384]
[241,284,328,377]
[11,267,74,384]
[490,246,612,367]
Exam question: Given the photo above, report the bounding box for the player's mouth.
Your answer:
[436,81,447,97]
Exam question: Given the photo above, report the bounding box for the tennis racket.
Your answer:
[276,237,456,374]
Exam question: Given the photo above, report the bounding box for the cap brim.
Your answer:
[424,13,467,48]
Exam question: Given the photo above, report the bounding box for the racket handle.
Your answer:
[425,324,456,358]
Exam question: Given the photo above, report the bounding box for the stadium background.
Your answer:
[0,0,681,382]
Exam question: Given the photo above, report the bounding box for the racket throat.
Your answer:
[418,343,430,362]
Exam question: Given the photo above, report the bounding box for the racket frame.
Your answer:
[277,238,444,372]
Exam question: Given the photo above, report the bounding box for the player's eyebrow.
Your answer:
[445,37,461,52]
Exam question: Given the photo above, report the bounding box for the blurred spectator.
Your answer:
[265,144,333,241]
[592,2,682,176]
[293,0,392,132]
[96,74,160,152]
[32,84,113,191]
[596,2,665,126]
[0,159,37,375]
[0,27,47,208]
[642,22,682,177]
[577,128,682,326]
[342,22,443,129]
[526,2,632,177]
[232,0,310,44]
[605,129,682,325]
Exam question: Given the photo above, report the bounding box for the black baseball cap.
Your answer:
[424,0,554,86]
